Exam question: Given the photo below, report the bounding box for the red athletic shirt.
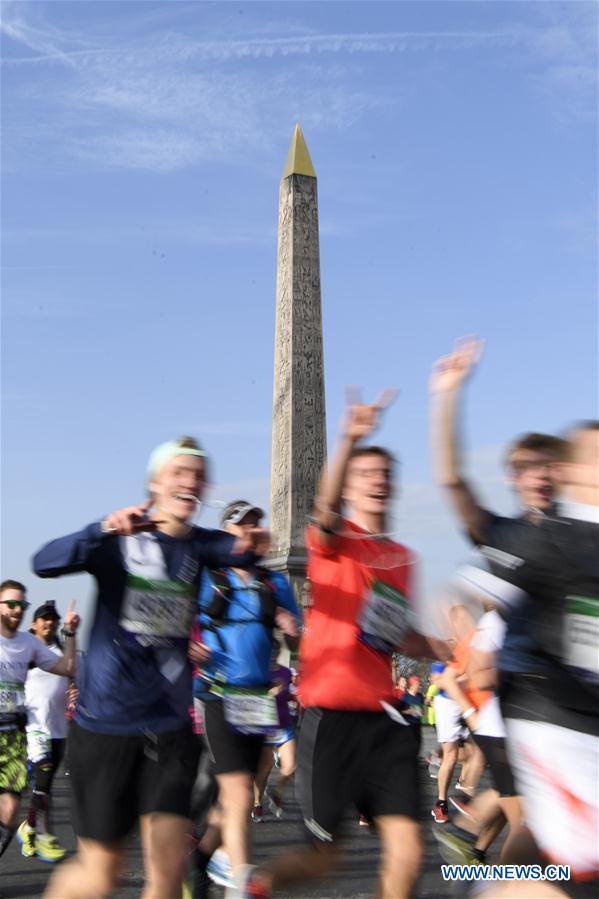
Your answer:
[298,520,416,711]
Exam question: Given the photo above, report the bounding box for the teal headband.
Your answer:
[146,441,206,480]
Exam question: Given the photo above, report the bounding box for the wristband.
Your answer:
[101,519,117,535]
[61,628,76,639]
[462,706,476,720]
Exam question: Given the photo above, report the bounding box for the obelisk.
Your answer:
[269,124,326,594]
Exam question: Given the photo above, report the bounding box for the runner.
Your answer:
[430,335,567,663]
[431,340,598,881]
[423,675,438,727]
[253,662,297,822]
[429,338,565,834]
[499,423,599,883]
[397,675,424,752]
[0,582,79,866]
[431,600,522,866]
[244,390,446,899]
[196,501,300,893]
[32,438,268,899]
[431,661,473,823]
[17,600,71,863]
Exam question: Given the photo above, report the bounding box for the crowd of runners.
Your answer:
[0,337,597,899]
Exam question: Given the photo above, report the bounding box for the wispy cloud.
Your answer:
[2,3,595,173]
[520,4,597,122]
[3,29,517,67]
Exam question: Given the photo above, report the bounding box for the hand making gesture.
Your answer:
[102,500,163,536]
[430,336,484,395]
[63,599,81,635]
[342,387,400,443]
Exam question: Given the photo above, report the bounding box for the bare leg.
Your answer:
[274,739,296,798]
[474,808,506,854]
[140,813,190,899]
[460,739,485,793]
[0,792,21,858]
[375,816,422,899]
[253,748,274,807]
[217,771,254,873]
[44,838,125,899]
[0,792,20,828]
[438,741,459,801]
[257,840,338,892]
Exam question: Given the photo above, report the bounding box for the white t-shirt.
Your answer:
[0,631,59,728]
[26,642,69,739]
[471,611,507,738]
[471,610,507,655]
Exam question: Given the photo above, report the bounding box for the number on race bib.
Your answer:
[357,580,416,654]
[219,687,280,735]
[119,575,195,640]
[564,596,599,681]
[0,681,25,715]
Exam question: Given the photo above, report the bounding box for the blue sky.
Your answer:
[1,1,597,635]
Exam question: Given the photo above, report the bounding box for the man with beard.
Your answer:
[0,582,79,866]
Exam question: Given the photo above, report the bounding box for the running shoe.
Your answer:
[35,832,67,863]
[251,804,264,823]
[242,866,273,898]
[16,821,36,858]
[449,794,475,820]
[358,815,370,827]
[431,802,449,824]
[265,790,283,819]
[206,849,235,889]
[431,827,481,866]
[455,781,474,795]
[427,752,441,779]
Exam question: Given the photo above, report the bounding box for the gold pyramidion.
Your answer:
[282,123,316,179]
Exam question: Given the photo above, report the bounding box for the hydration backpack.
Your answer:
[202,567,278,645]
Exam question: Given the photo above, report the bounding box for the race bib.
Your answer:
[0,681,25,715]
[26,726,52,763]
[358,580,416,653]
[219,687,280,735]
[120,574,195,642]
[564,595,599,681]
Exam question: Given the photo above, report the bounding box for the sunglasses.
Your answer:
[1,600,30,610]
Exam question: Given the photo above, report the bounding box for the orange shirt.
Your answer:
[298,520,415,711]
[451,628,493,710]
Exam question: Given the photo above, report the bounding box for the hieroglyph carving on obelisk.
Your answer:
[270,124,327,580]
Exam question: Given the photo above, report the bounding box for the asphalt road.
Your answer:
[2,728,479,898]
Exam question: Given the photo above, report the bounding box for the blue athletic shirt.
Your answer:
[197,569,299,690]
[32,522,257,735]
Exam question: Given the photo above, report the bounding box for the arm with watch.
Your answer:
[50,601,81,679]
[29,601,81,679]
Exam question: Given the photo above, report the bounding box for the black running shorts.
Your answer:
[203,699,264,776]
[68,721,200,843]
[472,734,517,797]
[296,707,420,841]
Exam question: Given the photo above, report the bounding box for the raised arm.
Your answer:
[430,337,489,544]
[50,602,80,678]
[314,387,398,547]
